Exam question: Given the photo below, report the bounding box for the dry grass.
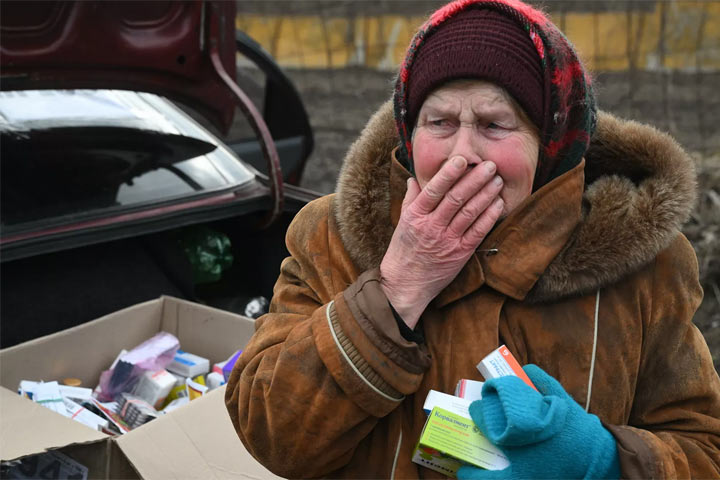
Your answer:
[684,153,720,369]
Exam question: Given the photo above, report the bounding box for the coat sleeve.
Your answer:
[607,235,720,478]
[224,196,430,478]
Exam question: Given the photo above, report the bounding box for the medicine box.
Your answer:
[423,389,472,417]
[166,350,210,378]
[412,406,509,477]
[221,349,242,381]
[476,345,536,390]
[455,379,484,401]
[132,369,176,409]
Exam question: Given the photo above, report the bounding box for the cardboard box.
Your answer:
[0,296,283,479]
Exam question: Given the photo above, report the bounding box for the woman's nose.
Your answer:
[449,124,481,163]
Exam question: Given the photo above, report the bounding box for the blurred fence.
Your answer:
[236,0,720,164]
[237,1,720,71]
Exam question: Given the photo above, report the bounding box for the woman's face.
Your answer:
[411,80,540,218]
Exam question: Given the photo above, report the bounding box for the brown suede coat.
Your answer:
[226,101,720,479]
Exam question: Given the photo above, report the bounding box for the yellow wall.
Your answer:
[237,2,720,71]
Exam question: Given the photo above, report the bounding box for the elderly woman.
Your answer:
[226,0,720,478]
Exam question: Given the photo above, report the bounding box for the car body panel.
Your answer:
[0,0,237,133]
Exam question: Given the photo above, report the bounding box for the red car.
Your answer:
[0,1,318,346]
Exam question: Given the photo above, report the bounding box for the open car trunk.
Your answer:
[0,1,318,348]
[0,209,298,348]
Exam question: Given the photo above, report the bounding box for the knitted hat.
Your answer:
[406,8,545,134]
[394,0,597,188]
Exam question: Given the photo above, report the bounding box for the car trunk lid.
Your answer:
[0,0,237,133]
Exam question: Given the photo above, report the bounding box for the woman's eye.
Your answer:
[486,121,510,130]
[425,118,456,134]
[482,121,513,139]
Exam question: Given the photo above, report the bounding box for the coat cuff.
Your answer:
[344,267,431,372]
[605,423,663,479]
[312,269,430,416]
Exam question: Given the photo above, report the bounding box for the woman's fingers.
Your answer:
[462,197,504,248]
[412,156,467,214]
[403,177,421,210]
[447,173,503,235]
[434,161,498,227]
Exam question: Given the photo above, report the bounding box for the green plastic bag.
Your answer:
[178,226,233,284]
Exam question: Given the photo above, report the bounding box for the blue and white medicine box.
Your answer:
[167,350,210,378]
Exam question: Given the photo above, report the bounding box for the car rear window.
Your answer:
[0,90,254,230]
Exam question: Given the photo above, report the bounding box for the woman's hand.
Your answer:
[380,155,504,329]
[457,365,620,480]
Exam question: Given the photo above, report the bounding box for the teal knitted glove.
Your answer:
[457,365,620,480]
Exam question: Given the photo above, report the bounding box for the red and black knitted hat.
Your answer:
[394,0,597,188]
[406,8,545,135]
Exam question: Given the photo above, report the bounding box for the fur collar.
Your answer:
[334,100,697,302]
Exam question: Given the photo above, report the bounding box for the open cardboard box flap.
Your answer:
[0,386,107,462]
[116,386,282,479]
[0,296,281,479]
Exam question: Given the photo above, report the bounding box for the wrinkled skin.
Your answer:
[381,80,540,328]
